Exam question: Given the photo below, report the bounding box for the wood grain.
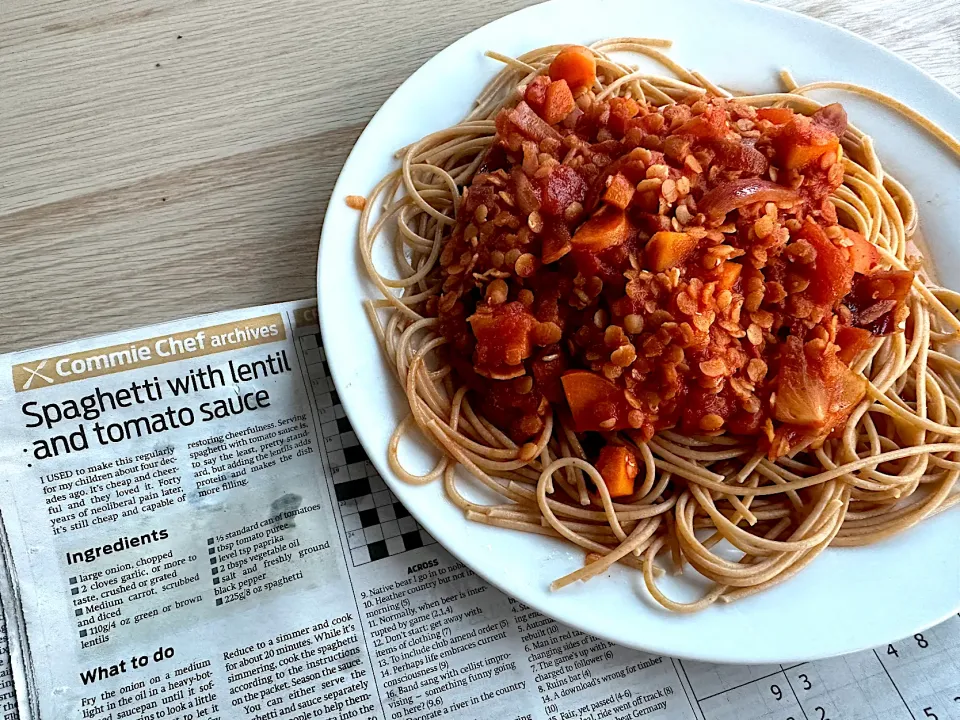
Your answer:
[1,0,957,353]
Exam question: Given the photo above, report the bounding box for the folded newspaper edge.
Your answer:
[0,298,955,720]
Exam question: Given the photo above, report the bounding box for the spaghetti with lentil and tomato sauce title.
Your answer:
[357,39,960,611]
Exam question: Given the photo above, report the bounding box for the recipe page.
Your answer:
[0,299,956,720]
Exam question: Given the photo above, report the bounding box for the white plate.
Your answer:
[318,0,960,663]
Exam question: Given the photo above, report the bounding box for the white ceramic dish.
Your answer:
[317,0,960,663]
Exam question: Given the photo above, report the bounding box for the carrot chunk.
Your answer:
[542,79,575,124]
[561,370,632,432]
[715,261,742,291]
[548,46,597,92]
[644,231,699,272]
[602,173,635,210]
[571,207,630,252]
[774,115,840,170]
[756,107,795,125]
[595,446,638,498]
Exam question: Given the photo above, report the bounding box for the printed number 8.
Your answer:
[915,633,929,648]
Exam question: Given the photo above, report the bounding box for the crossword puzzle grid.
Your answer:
[298,331,436,566]
[678,613,960,720]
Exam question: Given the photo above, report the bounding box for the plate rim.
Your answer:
[318,0,960,664]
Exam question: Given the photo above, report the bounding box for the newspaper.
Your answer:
[0,299,957,720]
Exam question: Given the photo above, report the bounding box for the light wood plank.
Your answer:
[0,0,956,352]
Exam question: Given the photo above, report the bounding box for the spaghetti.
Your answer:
[357,39,960,612]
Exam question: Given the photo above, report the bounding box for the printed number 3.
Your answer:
[799,673,812,690]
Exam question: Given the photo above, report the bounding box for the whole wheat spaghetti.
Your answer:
[356,39,960,612]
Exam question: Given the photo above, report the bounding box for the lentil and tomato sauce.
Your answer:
[428,46,913,477]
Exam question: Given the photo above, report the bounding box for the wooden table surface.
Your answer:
[1,0,957,353]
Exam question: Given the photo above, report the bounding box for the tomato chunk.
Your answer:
[595,445,638,498]
[548,46,597,92]
[843,228,880,275]
[602,173,635,210]
[796,219,854,308]
[539,164,587,216]
[468,302,537,380]
[681,387,736,434]
[524,76,550,115]
[561,370,633,431]
[677,104,728,139]
[644,231,699,272]
[712,139,768,176]
[835,326,874,364]
[541,220,573,265]
[608,96,641,136]
[572,207,630,252]
[774,336,865,429]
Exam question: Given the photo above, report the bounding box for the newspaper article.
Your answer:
[0,299,957,720]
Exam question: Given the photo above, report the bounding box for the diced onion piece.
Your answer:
[699,178,799,222]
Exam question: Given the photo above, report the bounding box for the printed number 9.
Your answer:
[771,685,783,701]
